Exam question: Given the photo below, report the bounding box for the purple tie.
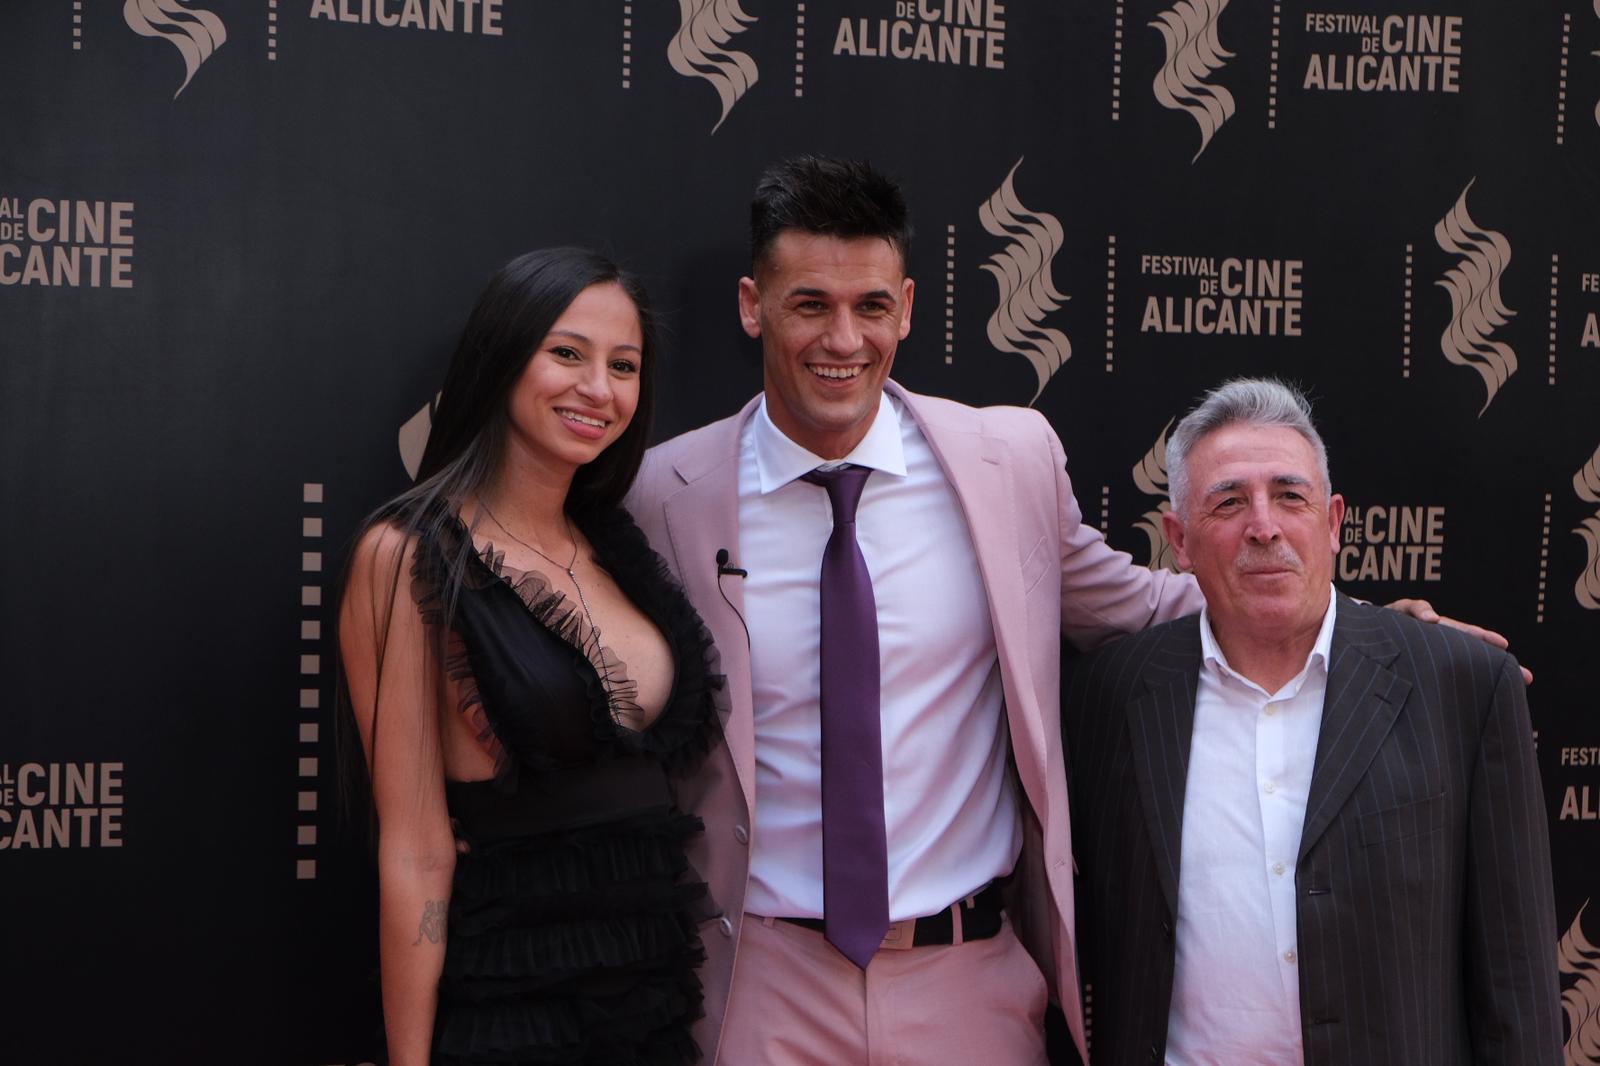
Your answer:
[802,464,889,969]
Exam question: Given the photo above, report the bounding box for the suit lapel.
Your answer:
[897,385,1048,809]
[1125,618,1202,917]
[659,401,760,813]
[1297,595,1410,861]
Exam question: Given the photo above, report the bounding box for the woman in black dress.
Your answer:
[339,248,720,1065]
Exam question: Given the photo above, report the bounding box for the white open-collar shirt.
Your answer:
[1166,588,1338,1065]
[738,391,1023,921]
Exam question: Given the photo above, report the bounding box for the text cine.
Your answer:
[0,763,125,849]
[0,199,133,289]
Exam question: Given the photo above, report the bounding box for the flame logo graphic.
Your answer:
[123,0,226,99]
[1579,444,1600,610]
[1150,0,1236,162]
[1576,515,1600,610]
[1578,444,1600,505]
[1434,180,1517,416]
[1560,901,1600,1064]
[1131,418,1181,572]
[667,0,759,134]
[978,158,1071,403]
[398,395,440,481]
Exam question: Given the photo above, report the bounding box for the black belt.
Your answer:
[777,881,1005,950]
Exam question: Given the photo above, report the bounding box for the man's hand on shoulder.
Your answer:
[1384,598,1534,685]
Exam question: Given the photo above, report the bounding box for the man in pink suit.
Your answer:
[623,158,1494,1064]
[625,157,1203,1064]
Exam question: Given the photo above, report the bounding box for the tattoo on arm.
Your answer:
[412,899,447,945]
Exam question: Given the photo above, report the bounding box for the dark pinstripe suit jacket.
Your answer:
[1063,594,1561,1066]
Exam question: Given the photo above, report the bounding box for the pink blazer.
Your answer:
[624,381,1204,1064]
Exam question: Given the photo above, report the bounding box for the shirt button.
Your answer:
[733,824,749,844]
[1264,703,1278,716]
[1263,780,1277,794]
[718,916,734,938]
[1272,862,1286,876]
[1283,948,1297,964]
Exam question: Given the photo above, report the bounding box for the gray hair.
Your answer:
[1166,378,1331,517]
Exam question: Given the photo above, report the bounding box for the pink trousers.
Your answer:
[716,912,1050,1065]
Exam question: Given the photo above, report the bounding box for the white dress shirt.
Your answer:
[1165,589,1338,1066]
[739,392,1023,921]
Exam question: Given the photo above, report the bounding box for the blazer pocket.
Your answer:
[1020,535,1050,594]
[1359,791,1446,847]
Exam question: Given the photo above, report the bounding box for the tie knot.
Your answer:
[802,464,871,525]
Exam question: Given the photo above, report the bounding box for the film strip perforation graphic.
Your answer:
[298,482,325,880]
[72,1,82,50]
[1100,485,1111,534]
[1402,244,1414,378]
[1549,253,1561,386]
[1538,491,1552,623]
[795,3,806,98]
[622,2,633,89]
[1557,13,1572,146]
[1105,235,1117,372]
[945,224,956,364]
[1111,1,1125,120]
[267,0,278,62]
[1084,980,1095,1052]
[1267,2,1281,129]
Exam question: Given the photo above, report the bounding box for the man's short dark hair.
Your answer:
[749,156,913,275]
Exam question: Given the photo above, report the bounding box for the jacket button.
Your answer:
[733,824,749,844]
[1149,1045,1160,1062]
[1162,921,1173,941]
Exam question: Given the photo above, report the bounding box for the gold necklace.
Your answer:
[478,501,602,643]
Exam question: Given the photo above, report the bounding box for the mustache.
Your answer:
[1234,542,1302,572]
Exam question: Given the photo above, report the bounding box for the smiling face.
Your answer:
[739,231,914,459]
[503,281,643,480]
[1163,423,1344,648]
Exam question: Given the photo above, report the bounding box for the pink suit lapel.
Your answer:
[658,398,761,815]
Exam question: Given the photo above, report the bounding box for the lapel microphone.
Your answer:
[714,549,751,650]
[715,548,748,578]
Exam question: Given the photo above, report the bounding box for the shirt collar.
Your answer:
[1199,585,1338,698]
[752,389,908,494]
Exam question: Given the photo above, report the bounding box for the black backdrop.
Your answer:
[3,2,1598,1063]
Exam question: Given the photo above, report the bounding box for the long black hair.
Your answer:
[337,247,660,824]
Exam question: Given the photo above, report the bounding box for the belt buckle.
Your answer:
[879,918,917,951]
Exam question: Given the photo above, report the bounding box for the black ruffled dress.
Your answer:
[410,506,722,1066]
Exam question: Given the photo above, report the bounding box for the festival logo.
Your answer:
[1130,418,1180,572]
[0,197,135,289]
[1560,900,1600,1064]
[1136,252,1305,337]
[1574,443,1600,610]
[977,158,1070,403]
[830,0,1008,70]
[1434,180,1517,416]
[1338,503,1445,583]
[0,762,126,850]
[667,0,759,133]
[1150,0,1236,162]
[305,0,504,36]
[1299,11,1463,94]
[122,0,226,98]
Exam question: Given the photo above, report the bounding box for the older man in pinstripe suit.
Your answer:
[1063,378,1561,1066]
